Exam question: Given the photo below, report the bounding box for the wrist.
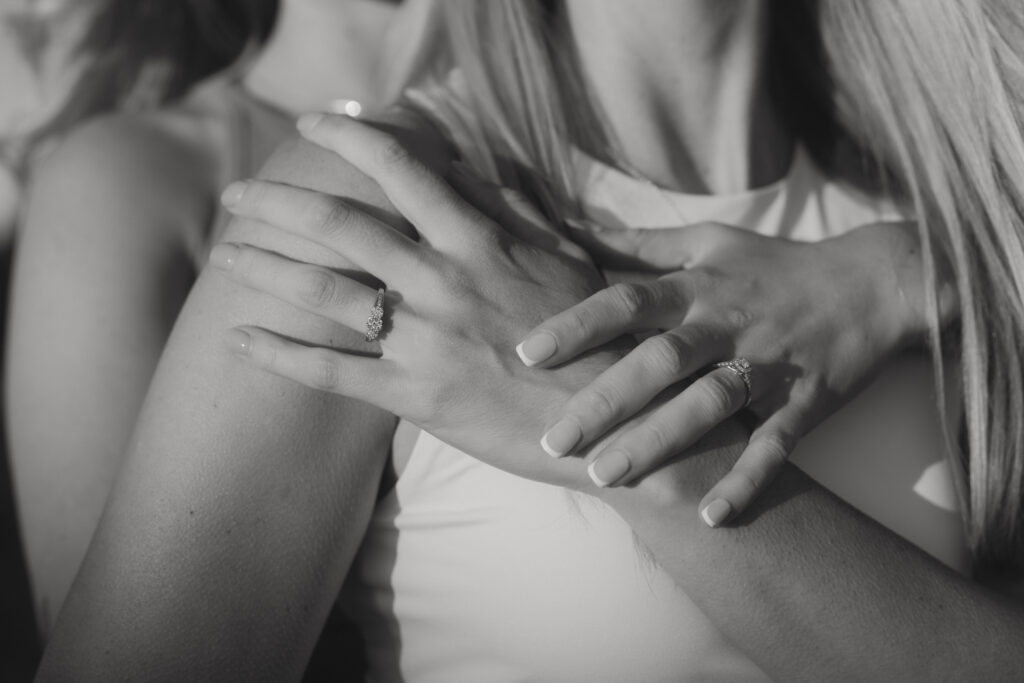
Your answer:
[826,221,934,352]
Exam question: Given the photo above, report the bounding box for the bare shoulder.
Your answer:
[219,106,454,260]
[258,107,453,204]
[24,109,219,249]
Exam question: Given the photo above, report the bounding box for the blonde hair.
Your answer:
[441,0,1024,576]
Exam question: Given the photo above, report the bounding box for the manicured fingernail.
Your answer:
[296,113,323,135]
[221,181,247,208]
[208,243,238,270]
[588,451,630,488]
[516,331,557,366]
[700,499,733,528]
[223,328,251,355]
[540,418,581,458]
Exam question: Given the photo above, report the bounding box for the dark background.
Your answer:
[0,246,42,682]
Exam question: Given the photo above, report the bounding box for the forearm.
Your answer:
[600,422,1023,682]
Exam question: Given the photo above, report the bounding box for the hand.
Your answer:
[517,220,930,524]
[210,113,623,490]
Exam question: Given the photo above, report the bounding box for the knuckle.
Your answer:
[637,421,672,457]
[570,386,620,424]
[230,246,259,282]
[308,351,341,390]
[607,282,652,317]
[308,199,352,239]
[251,335,278,370]
[375,136,412,169]
[641,333,690,377]
[731,469,763,500]
[560,306,596,342]
[694,375,737,416]
[240,181,267,210]
[755,431,792,468]
[297,270,337,308]
[720,306,754,329]
[420,375,455,415]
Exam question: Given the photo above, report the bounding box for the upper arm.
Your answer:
[37,112,450,681]
[6,117,203,630]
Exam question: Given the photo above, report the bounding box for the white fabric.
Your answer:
[340,83,970,683]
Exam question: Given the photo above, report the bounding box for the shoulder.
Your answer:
[217,106,453,266]
[24,109,220,248]
[36,110,211,190]
[260,106,454,194]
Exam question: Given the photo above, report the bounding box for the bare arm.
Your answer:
[36,115,445,681]
[208,119,1024,682]
[7,118,203,633]
[602,428,1024,683]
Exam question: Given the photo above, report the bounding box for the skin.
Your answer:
[520,220,938,520]
[33,131,401,681]
[217,116,1024,681]
[6,0,428,635]
[8,113,219,635]
[38,2,1024,680]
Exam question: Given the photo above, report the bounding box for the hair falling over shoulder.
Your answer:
[443,0,1024,577]
[820,0,1024,577]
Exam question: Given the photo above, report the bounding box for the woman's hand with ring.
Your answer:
[208,113,627,489]
[518,220,935,525]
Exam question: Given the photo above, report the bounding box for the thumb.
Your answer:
[565,221,706,272]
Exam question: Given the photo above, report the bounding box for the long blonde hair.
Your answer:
[441,0,1024,576]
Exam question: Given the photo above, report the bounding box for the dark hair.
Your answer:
[34,0,279,141]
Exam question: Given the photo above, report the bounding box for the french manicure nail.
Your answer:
[221,181,247,208]
[700,499,733,528]
[296,113,323,135]
[540,418,582,458]
[588,452,630,488]
[223,328,251,355]
[516,331,557,366]
[208,243,238,270]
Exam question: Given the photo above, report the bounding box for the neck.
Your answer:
[566,0,791,194]
[243,0,428,117]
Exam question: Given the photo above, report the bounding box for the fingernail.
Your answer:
[588,451,630,488]
[208,243,238,270]
[221,181,247,208]
[223,328,251,355]
[700,499,733,528]
[516,331,557,366]
[296,113,323,135]
[540,418,581,458]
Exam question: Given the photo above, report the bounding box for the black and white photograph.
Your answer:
[1,0,1023,680]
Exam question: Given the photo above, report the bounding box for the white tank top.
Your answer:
[339,78,970,683]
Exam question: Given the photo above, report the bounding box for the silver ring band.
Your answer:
[365,288,385,342]
[712,358,753,408]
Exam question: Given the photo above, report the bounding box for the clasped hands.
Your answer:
[210,112,925,524]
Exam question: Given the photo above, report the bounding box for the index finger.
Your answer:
[297,113,489,248]
[222,179,423,283]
